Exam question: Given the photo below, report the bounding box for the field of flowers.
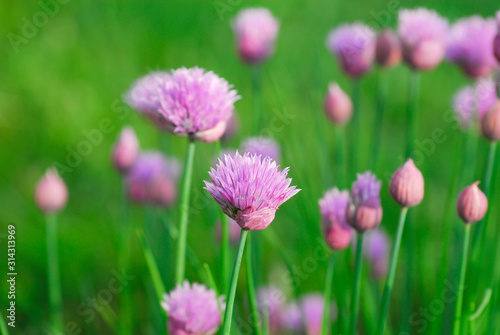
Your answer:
[1,0,500,334]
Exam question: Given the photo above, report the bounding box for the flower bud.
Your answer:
[375,29,402,68]
[112,126,139,173]
[347,196,383,232]
[389,159,424,207]
[481,99,500,141]
[324,83,353,125]
[456,182,488,224]
[34,168,68,214]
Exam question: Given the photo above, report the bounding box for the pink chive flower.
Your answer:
[452,79,497,128]
[204,152,300,231]
[347,172,383,232]
[319,188,353,250]
[397,8,448,70]
[326,23,376,78]
[375,28,402,69]
[364,229,390,279]
[241,136,281,163]
[232,8,279,64]
[257,286,286,333]
[324,83,353,126]
[34,168,68,214]
[161,281,224,335]
[494,11,500,62]
[446,16,498,78]
[111,126,139,173]
[215,217,241,246]
[389,159,424,208]
[456,182,488,224]
[126,151,180,207]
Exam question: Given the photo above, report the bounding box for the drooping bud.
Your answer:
[389,159,424,207]
[456,182,488,224]
[481,99,500,141]
[34,168,68,214]
[112,126,139,173]
[375,29,402,68]
[324,83,353,125]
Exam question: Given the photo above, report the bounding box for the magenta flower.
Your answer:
[257,286,286,333]
[447,16,498,78]
[398,8,448,70]
[161,281,224,335]
[204,152,300,231]
[111,126,139,174]
[452,79,497,128]
[364,229,390,279]
[126,151,180,207]
[326,23,376,78]
[241,136,281,163]
[232,8,279,64]
[319,188,353,250]
[34,168,68,214]
[347,172,383,232]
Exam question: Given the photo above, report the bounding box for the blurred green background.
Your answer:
[1,0,499,334]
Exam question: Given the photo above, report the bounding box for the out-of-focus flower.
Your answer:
[446,16,498,78]
[347,172,383,232]
[375,28,402,68]
[241,136,281,163]
[326,23,376,78]
[221,113,239,142]
[398,8,448,70]
[126,151,180,207]
[111,126,139,173]
[257,286,285,333]
[215,217,241,246]
[232,8,279,64]
[323,83,353,125]
[319,188,353,250]
[364,229,390,279]
[300,294,328,335]
[452,79,497,128]
[389,159,424,208]
[456,182,488,224]
[34,168,68,214]
[280,302,302,333]
[481,99,500,141]
[204,152,299,231]
[161,281,224,335]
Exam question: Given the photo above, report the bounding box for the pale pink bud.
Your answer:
[456,182,488,224]
[192,120,228,143]
[481,99,500,141]
[323,83,352,125]
[347,197,383,232]
[34,168,68,214]
[375,29,402,68]
[112,126,139,173]
[389,159,424,207]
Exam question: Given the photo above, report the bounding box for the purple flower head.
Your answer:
[126,151,180,207]
[232,8,279,64]
[348,172,383,232]
[161,281,224,335]
[257,286,286,333]
[241,136,281,163]
[364,229,390,279]
[319,188,353,250]
[398,8,448,70]
[447,16,498,78]
[299,294,327,335]
[452,79,497,128]
[204,152,300,231]
[326,23,376,78]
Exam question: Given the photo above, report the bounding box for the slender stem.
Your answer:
[216,140,230,293]
[0,311,9,335]
[222,230,249,335]
[453,224,472,335]
[175,139,196,285]
[334,126,346,188]
[45,214,64,333]
[371,69,388,169]
[137,228,166,302]
[350,234,364,335]
[246,233,263,335]
[322,254,336,335]
[203,263,223,316]
[406,71,420,158]
[377,207,409,335]
[119,181,132,335]
[349,79,360,178]
[252,65,263,132]
[481,142,497,198]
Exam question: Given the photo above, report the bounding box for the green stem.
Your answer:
[222,229,249,335]
[246,233,263,335]
[203,263,223,316]
[175,139,196,285]
[216,140,230,293]
[481,142,497,198]
[349,79,360,178]
[377,207,409,335]
[119,182,132,335]
[252,65,263,132]
[350,234,364,335]
[322,254,336,335]
[0,311,10,335]
[46,214,64,333]
[453,224,472,335]
[137,228,166,302]
[371,69,388,169]
[406,71,420,158]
